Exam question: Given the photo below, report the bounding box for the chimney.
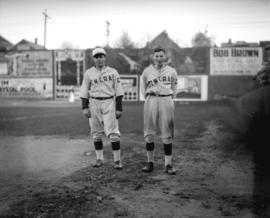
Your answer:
[35,38,38,44]
[228,38,232,44]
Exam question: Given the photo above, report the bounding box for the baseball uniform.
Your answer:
[140,47,178,175]
[80,47,124,169]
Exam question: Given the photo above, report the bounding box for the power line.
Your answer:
[206,20,270,26]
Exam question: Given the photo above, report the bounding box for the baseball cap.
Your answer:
[92,47,106,57]
[154,46,166,53]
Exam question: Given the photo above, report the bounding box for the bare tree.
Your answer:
[191,31,215,47]
[114,31,136,49]
[59,41,79,49]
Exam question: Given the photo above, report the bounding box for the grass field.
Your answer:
[0,100,269,217]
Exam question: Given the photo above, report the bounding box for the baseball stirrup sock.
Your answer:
[164,144,172,165]
[146,142,154,151]
[164,143,172,156]
[111,141,121,162]
[94,141,103,150]
[94,141,103,160]
[146,142,154,163]
[111,141,120,150]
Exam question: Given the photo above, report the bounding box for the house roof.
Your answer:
[221,40,259,48]
[9,39,45,51]
[0,35,13,51]
[119,52,139,71]
[145,30,181,51]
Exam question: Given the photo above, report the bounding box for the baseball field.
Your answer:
[0,99,269,217]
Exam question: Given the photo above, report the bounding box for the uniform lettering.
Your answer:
[89,74,114,87]
[159,76,172,83]
[147,76,173,88]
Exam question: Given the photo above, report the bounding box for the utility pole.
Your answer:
[42,9,51,48]
[105,21,110,47]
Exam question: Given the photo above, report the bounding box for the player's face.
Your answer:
[153,51,166,68]
[93,54,106,69]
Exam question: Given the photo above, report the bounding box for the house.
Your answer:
[0,35,13,52]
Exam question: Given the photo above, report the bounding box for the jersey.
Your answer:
[140,64,178,98]
[140,64,178,140]
[80,66,124,99]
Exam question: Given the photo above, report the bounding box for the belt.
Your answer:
[146,93,172,97]
[91,96,114,100]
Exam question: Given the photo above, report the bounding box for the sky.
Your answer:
[0,0,270,49]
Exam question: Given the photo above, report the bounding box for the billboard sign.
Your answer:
[0,51,53,78]
[120,75,139,101]
[210,47,262,75]
[0,78,53,98]
[175,75,208,101]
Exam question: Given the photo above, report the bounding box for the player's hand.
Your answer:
[116,110,122,119]
[82,108,91,118]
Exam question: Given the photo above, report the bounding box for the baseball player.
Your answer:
[80,47,124,169]
[140,46,178,175]
[254,46,270,87]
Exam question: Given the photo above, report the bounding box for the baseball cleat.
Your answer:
[113,160,123,170]
[165,165,176,175]
[92,159,103,168]
[142,162,154,173]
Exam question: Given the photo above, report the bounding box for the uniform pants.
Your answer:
[89,98,120,140]
[144,96,174,140]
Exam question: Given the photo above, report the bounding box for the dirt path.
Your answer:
[0,120,256,217]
